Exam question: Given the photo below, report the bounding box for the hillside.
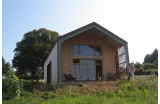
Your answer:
[3,75,158,104]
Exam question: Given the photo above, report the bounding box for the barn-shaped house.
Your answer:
[44,22,130,84]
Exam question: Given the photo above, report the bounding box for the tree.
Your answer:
[150,48,158,63]
[153,60,158,69]
[143,48,158,70]
[12,28,59,80]
[144,48,158,63]
[2,57,5,75]
[144,54,151,63]
[2,57,12,76]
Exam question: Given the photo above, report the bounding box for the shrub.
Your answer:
[143,63,156,70]
[52,85,59,90]
[2,75,23,100]
[22,80,45,92]
[23,81,35,91]
[41,91,56,100]
[143,69,157,75]
[79,82,85,87]
[135,69,158,75]
[97,90,116,98]
[41,91,51,100]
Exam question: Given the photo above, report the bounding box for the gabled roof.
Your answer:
[44,22,128,64]
[60,22,127,48]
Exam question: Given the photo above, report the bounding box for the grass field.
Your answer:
[3,75,158,104]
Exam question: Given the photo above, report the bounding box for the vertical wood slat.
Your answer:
[62,33,117,81]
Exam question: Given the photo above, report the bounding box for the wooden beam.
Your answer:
[73,56,102,60]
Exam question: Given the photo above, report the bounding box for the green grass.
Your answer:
[3,75,158,104]
[3,93,157,104]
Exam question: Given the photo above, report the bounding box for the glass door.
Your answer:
[74,64,80,80]
[73,59,99,81]
[80,60,95,80]
[81,64,88,80]
[88,65,95,80]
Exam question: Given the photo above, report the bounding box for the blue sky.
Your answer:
[2,0,160,64]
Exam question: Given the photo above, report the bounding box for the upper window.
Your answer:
[73,45,101,56]
[80,45,94,56]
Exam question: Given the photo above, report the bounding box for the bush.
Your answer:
[2,75,23,100]
[41,91,56,100]
[143,63,156,70]
[23,81,37,92]
[135,69,157,75]
[22,79,44,92]
[134,69,143,75]
[79,82,85,87]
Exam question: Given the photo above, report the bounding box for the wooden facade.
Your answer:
[62,32,118,81]
[44,22,129,84]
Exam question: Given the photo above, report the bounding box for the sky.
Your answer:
[2,0,160,64]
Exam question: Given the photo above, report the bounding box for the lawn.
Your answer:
[3,75,158,104]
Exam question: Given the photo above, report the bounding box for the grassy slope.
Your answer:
[3,75,158,104]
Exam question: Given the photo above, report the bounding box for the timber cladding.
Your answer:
[62,32,117,81]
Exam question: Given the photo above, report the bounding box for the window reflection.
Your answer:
[81,65,88,80]
[74,64,80,80]
[88,65,95,80]
[73,45,79,55]
[73,60,101,80]
[73,45,101,56]
[80,45,94,56]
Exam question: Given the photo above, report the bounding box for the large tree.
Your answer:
[12,28,59,80]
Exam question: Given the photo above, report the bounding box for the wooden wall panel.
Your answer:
[62,32,117,81]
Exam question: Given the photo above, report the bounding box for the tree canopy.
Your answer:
[144,48,158,63]
[12,28,59,79]
[143,48,158,69]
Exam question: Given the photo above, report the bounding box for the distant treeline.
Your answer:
[134,48,158,75]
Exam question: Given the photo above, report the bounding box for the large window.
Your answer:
[73,45,101,56]
[73,59,102,81]
[73,60,95,80]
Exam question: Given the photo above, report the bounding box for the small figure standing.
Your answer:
[128,63,138,80]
